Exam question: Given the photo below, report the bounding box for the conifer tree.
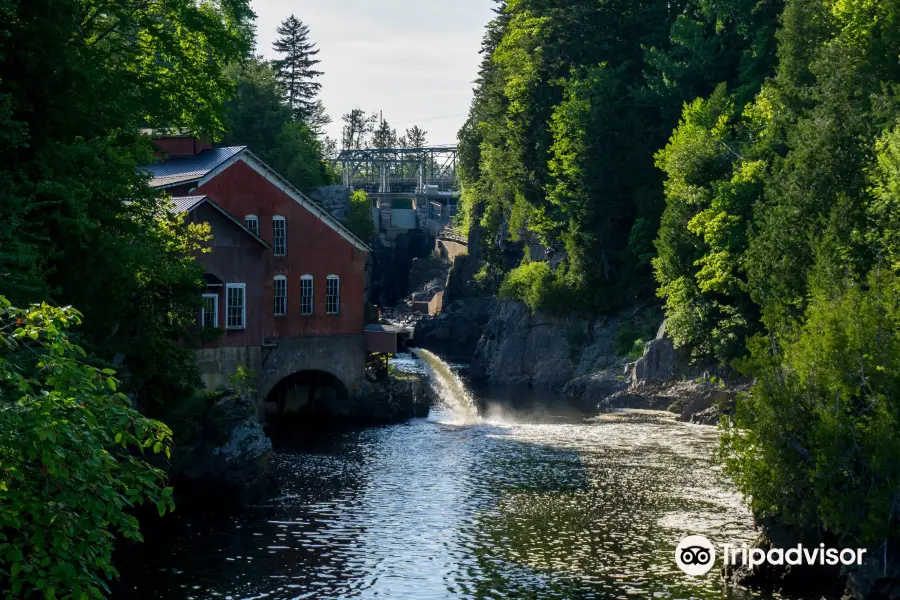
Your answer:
[404,125,427,149]
[373,118,398,149]
[272,15,324,120]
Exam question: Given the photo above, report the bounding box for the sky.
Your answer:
[252,0,496,147]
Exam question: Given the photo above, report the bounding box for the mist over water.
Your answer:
[113,351,763,600]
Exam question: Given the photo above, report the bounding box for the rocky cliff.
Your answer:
[417,297,747,423]
[471,301,624,392]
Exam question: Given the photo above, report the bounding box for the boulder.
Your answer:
[172,393,273,504]
[350,374,432,421]
[625,320,678,386]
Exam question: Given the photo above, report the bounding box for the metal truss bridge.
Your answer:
[336,146,459,194]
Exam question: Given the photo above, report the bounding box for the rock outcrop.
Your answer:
[603,322,747,424]
[472,301,625,392]
[414,298,496,361]
[348,374,432,422]
[311,185,351,223]
[171,393,273,504]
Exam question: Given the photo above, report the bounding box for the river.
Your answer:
[113,352,763,599]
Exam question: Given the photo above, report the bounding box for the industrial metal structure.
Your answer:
[336,146,459,193]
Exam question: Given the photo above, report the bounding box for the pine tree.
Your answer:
[341,109,377,150]
[373,118,397,149]
[308,99,332,137]
[272,15,324,120]
[404,125,427,149]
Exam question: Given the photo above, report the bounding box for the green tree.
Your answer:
[0,298,175,598]
[459,0,781,313]
[0,0,252,410]
[341,108,378,150]
[372,118,398,149]
[404,125,428,149]
[223,57,336,193]
[722,267,900,546]
[223,58,294,156]
[271,121,337,193]
[346,190,377,241]
[272,15,323,121]
[653,86,764,362]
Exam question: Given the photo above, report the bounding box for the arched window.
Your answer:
[300,275,314,316]
[273,275,287,316]
[272,215,286,256]
[326,275,340,315]
[245,214,259,236]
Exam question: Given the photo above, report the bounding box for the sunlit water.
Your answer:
[113,354,763,600]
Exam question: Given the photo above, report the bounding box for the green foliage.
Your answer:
[459,0,782,312]
[223,58,336,193]
[227,364,257,397]
[722,269,900,544]
[614,310,663,360]
[271,15,323,121]
[498,261,575,314]
[653,86,761,363]
[0,298,174,598]
[0,0,251,412]
[347,190,377,241]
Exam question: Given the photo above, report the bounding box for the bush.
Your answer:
[721,270,900,545]
[498,262,576,314]
[347,189,377,241]
[614,309,664,360]
[0,298,174,597]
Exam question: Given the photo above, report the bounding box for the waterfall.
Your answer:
[411,348,480,425]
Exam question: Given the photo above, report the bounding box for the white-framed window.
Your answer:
[300,275,314,316]
[326,275,340,315]
[272,215,286,256]
[245,214,259,236]
[273,275,287,316]
[201,293,218,328]
[226,283,246,329]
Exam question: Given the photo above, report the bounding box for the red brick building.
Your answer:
[147,136,371,401]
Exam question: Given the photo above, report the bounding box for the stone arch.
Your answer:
[263,369,350,422]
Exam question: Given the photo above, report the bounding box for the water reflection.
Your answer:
[114,381,763,599]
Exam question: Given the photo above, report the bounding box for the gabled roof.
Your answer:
[148,146,371,252]
[195,149,371,252]
[169,195,270,249]
[147,146,246,188]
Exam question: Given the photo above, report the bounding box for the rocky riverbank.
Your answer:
[169,392,274,505]
[415,298,743,424]
[169,373,432,506]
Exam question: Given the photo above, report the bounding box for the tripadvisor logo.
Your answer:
[675,535,869,577]
[675,535,717,576]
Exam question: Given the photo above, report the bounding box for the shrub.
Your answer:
[347,190,377,241]
[0,298,174,597]
[721,270,900,545]
[498,261,575,314]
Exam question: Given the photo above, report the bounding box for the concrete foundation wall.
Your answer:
[195,346,263,391]
[259,334,367,400]
[411,291,444,316]
[436,239,468,260]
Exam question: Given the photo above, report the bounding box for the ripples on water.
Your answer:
[114,358,763,600]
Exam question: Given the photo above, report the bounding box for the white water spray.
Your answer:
[411,348,480,425]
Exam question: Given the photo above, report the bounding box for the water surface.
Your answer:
[114,358,762,599]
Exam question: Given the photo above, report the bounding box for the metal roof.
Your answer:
[169,195,206,213]
[146,146,246,188]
